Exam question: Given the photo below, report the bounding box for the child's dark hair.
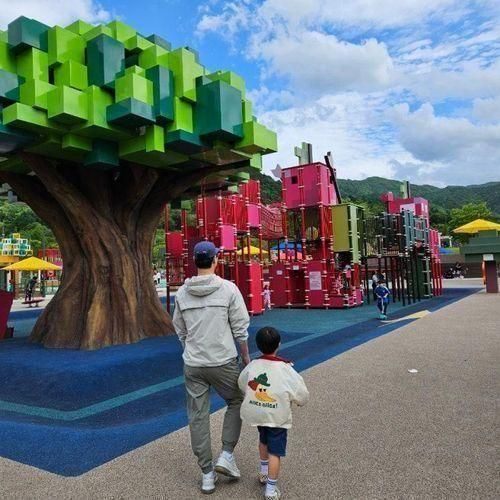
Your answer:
[256,326,280,354]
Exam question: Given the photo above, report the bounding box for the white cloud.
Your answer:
[389,103,500,184]
[197,1,251,40]
[401,60,500,100]
[197,0,500,186]
[250,31,395,94]
[472,97,500,123]
[259,0,463,30]
[389,160,447,187]
[259,92,407,180]
[0,0,110,29]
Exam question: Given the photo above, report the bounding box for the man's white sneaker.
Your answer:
[214,452,241,478]
[201,471,218,494]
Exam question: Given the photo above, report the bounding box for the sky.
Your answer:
[1,0,499,187]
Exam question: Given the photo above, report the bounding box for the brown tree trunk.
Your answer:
[0,154,244,349]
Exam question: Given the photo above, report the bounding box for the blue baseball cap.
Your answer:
[193,241,220,259]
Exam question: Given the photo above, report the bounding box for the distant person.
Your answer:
[239,327,309,500]
[173,241,251,494]
[374,279,390,320]
[24,276,37,302]
[371,272,379,300]
[263,284,272,311]
[454,262,463,278]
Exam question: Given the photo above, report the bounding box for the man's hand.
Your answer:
[238,340,251,367]
[241,355,251,367]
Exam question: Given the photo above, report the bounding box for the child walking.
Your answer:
[374,278,390,319]
[238,327,309,499]
[262,284,272,310]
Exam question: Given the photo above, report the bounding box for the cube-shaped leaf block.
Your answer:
[146,34,171,51]
[107,98,155,127]
[0,40,16,72]
[0,69,24,104]
[169,48,204,101]
[195,80,243,142]
[146,65,174,124]
[86,34,124,89]
[207,70,246,97]
[47,26,85,67]
[0,121,35,153]
[84,139,119,169]
[8,17,49,54]
[168,97,193,133]
[124,35,154,55]
[47,85,88,124]
[17,48,48,82]
[82,25,113,42]
[184,46,199,63]
[2,102,61,133]
[53,60,88,90]
[165,129,208,155]
[242,99,253,122]
[65,20,93,36]
[138,45,169,69]
[19,79,56,110]
[107,21,136,43]
[62,133,92,152]
[235,121,277,154]
[115,72,153,104]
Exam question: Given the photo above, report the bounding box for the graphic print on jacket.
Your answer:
[248,373,277,405]
[239,358,309,428]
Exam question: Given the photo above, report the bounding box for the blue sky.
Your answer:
[1,0,499,187]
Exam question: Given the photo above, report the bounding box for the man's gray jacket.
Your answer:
[173,274,249,367]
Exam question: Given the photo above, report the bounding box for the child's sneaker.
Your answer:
[258,472,268,484]
[201,471,217,494]
[264,487,281,499]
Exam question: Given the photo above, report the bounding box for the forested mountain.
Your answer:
[253,172,500,216]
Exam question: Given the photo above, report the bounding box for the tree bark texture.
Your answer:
[0,155,241,349]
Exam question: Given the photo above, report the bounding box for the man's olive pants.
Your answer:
[184,359,243,473]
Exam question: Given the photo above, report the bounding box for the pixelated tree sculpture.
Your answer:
[0,18,277,349]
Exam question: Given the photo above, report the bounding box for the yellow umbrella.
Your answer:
[236,245,268,256]
[1,256,62,271]
[452,219,500,234]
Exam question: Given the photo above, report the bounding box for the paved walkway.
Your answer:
[1,288,498,498]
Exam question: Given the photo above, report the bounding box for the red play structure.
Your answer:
[165,144,442,315]
[0,290,14,340]
[165,179,279,314]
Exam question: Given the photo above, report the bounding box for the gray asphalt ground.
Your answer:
[1,286,498,499]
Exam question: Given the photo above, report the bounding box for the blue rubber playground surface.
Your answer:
[0,288,477,476]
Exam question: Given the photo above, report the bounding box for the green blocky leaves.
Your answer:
[0,18,276,175]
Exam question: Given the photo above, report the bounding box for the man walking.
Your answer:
[173,241,251,494]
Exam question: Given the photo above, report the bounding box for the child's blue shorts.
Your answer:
[258,426,288,457]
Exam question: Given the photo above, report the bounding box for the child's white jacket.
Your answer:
[238,355,309,429]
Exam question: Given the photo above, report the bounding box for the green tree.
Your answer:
[449,202,493,242]
[0,18,275,349]
[0,202,57,254]
[0,202,39,235]
[429,206,450,235]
